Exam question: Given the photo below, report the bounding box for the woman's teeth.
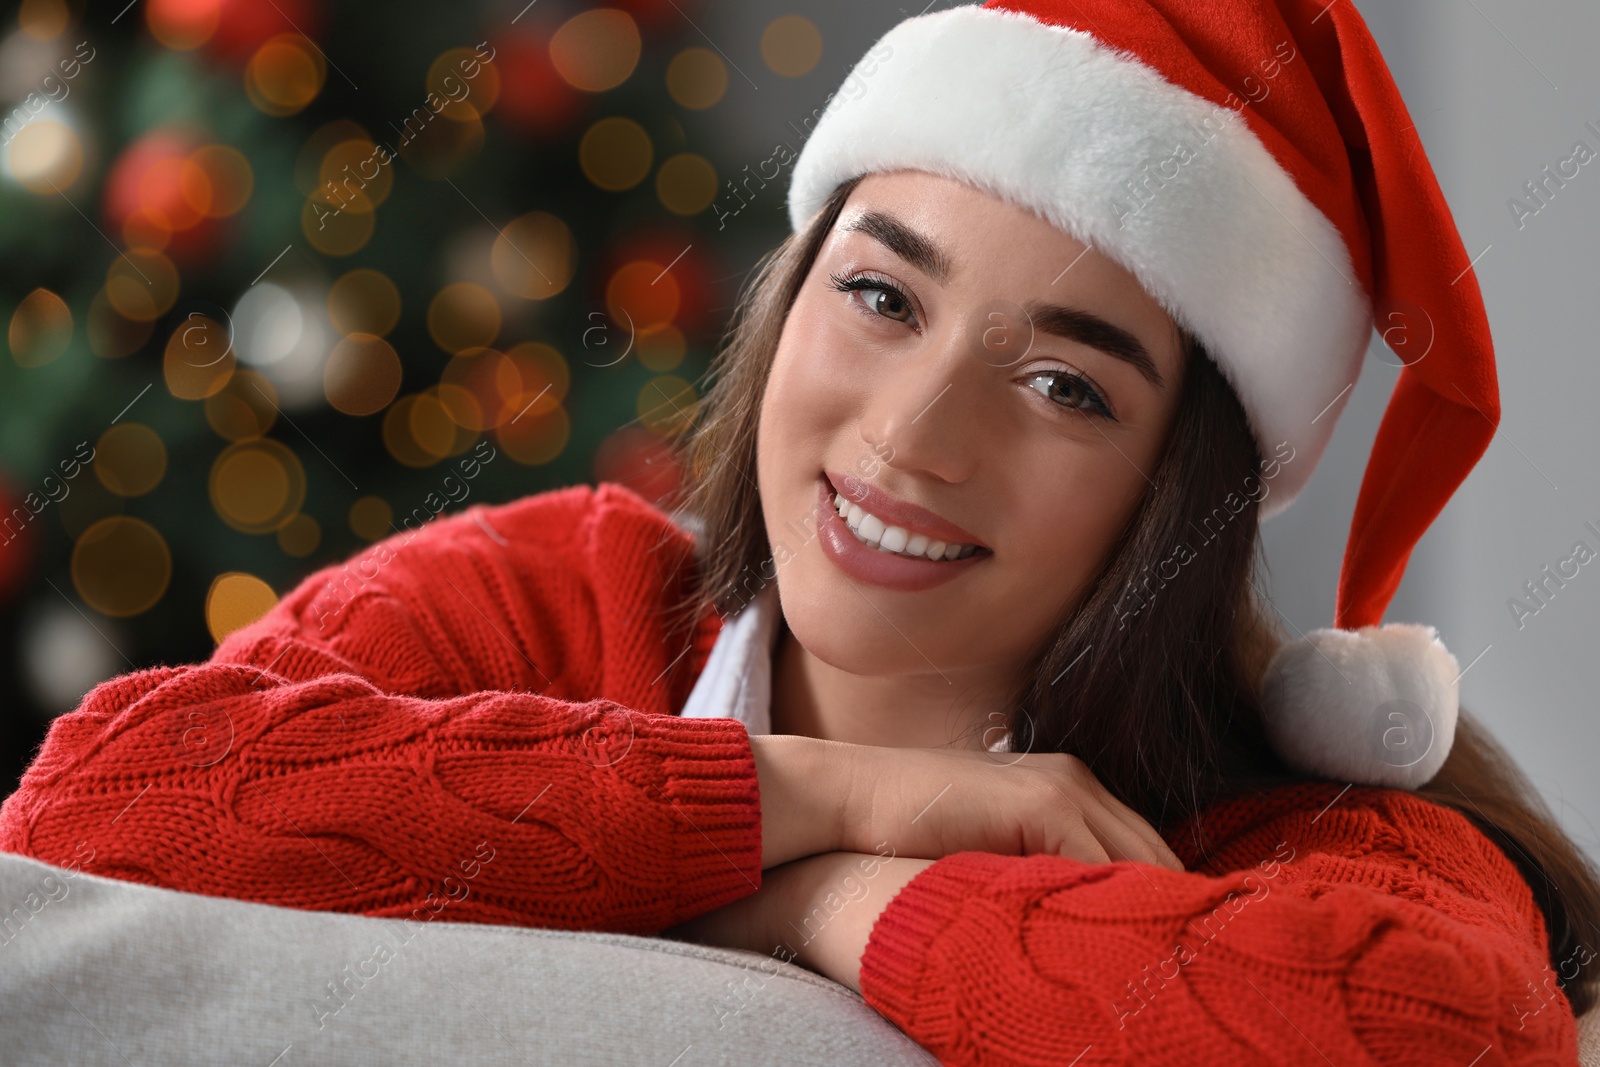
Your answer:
[833,492,981,561]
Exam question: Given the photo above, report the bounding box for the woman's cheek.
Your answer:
[824,322,904,399]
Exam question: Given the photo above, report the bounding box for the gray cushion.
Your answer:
[8,848,1599,1064]
[0,851,934,1066]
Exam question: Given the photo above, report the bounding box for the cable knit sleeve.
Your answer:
[858,782,1580,1066]
[0,483,762,935]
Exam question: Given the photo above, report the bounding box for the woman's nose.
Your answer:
[858,309,1011,482]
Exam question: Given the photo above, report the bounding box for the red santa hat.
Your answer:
[785,0,1499,789]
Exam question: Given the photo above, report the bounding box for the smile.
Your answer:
[814,473,990,592]
[831,491,983,560]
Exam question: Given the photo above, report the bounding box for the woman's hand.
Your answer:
[751,734,1183,872]
[685,739,1182,993]
[848,744,1185,870]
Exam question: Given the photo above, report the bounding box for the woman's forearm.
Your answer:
[748,733,852,868]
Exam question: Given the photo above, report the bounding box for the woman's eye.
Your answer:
[1024,370,1114,420]
[826,271,917,325]
[862,287,913,322]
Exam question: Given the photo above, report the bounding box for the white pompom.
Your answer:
[1259,623,1460,789]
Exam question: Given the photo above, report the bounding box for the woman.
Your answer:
[3,1,1597,1063]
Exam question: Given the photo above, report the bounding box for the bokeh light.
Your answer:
[328,268,401,336]
[761,15,823,77]
[496,400,570,466]
[637,323,686,372]
[383,390,475,468]
[490,211,577,300]
[607,235,714,337]
[102,131,229,256]
[324,332,402,415]
[207,0,322,65]
[439,345,563,433]
[510,342,568,409]
[19,0,72,40]
[478,341,570,427]
[437,348,499,432]
[607,260,680,333]
[232,283,301,366]
[437,343,567,434]
[9,288,73,368]
[294,120,370,195]
[205,572,278,642]
[71,516,173,617]
[490,28,583,137]
[145,0,223,51]
[6,120,85,195]
[382,395,436,468]
[190,144,254,217]
[205,368,279,440]
[594,424,684,503]
[418,388,476,459]
[275,512,320,557]
[94,423,168,497]
[163,314,237,399]
[427,282,500,354]
[302,185,375,255]
[579,117,652,192]
[105,249,181,322]
[665,48,727,109]
[20,600,122,718]
[246,34,327,117]
[656,152,717,216]
[549,9,641,92]
[637,373,698,435]
[141,153,211,229]
[318,139,391,211]
[229,281,333,410]
[427,47,501,122]
[348,495,393,541]
[209,437,307,534]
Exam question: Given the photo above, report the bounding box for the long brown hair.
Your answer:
[659,174,1600,1014]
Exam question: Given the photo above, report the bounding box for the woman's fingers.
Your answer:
[1087,800,1181,870]
[1053,805,1113,865]
[839,743,1186,871]
[1032,765,1186,871]
[1047,790,1156,868]
[1085,791,1185,871]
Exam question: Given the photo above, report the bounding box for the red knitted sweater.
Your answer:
[0,483,1579,1065]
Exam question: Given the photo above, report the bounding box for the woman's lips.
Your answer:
[814,473,987,592]
[822,468,987,549]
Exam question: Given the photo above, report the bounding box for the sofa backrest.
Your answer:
[0,851,935,1065]
[4,849,1595,1065]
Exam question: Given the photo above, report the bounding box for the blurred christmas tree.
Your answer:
[0,0,805,787]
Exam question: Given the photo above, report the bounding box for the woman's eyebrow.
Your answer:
[839,210,953,284]
[1021,300,1165,389]
[838,209,1165,389]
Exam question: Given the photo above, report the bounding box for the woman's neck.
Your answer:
[767,621,1005,751]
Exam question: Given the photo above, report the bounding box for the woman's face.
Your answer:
[756,169,1186,693]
